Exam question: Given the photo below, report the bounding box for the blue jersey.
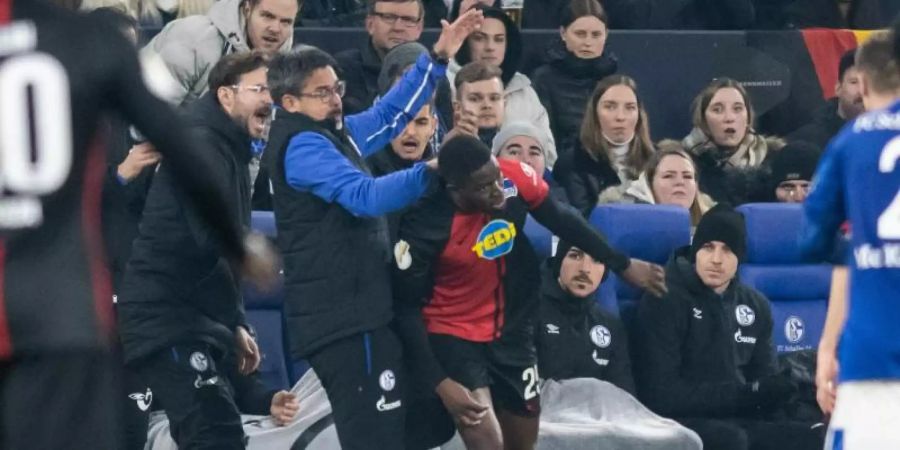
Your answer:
[801,99,900,382]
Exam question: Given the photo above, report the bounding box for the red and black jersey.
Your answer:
[0,0,244,359]
[392,158,630,389]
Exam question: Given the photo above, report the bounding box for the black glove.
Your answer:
[742,373,798,408]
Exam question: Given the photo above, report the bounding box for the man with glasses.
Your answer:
[264,10,482,449]
[336,0,425,114]
[118,51,279,450]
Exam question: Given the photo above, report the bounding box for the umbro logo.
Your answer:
[693,308,703,319]
[546,324,560,334]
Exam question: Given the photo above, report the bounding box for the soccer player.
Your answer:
[801,30,900,449]
[393,135,665,450]
[0,1,277,448]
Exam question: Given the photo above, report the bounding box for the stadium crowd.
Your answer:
[49,0,900,448]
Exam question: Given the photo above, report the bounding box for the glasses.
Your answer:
[298,81,346,103]
[371,11,421,27]
[231,84,269,94]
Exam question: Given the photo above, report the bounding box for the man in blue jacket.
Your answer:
[263,10,483,449]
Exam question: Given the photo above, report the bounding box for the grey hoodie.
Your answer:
[141,0,294,106]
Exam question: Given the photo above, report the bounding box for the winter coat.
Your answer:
[532,44,618,163]
[335,39,383,115]
[141,0,294,106]
[552,141,622,217]
[682,128,785,205]
[596,172,715,219]
[787,98,844,151]
[633,246,779,418]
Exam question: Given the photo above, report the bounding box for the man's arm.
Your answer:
[800,139,847,261]
[817,266,848,414]
[284,132,432,217]
[744,294,779,382]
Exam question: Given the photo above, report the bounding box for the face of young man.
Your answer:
[244,0,298,55]
[281,66,345,123]
[558,246,606,298]
[467,18,507,67]
[218,67,273,139]
[836,66,864,120]
[449,157,506,213]
[497,135,545,175]
[694,241,738,295]
[365,0,423,56]
[775,180,810,203]
[390,104,435,161]
[456,77,504,129]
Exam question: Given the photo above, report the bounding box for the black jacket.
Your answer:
[298,0,367,26]
[336,40,382,115]
[532,45,618,163]
[552,142,621,217]
[753,0,892,29]
[118,93,252,363]
[787,98,844,151]
[633,247,779,418]
[536,262,635,394]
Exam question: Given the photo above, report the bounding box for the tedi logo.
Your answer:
[734,329,757,345]
[472,220,517,260]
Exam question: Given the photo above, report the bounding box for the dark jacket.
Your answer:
[552,142,621,217]
[532,45,618,163]
[536,262,635,394]
[336,39,383,115]
[118,93,252,363]
[753,0,892,29]
[423,0,450,27]
[298,0,367,26]
[633,246,779,418]
[787,98,844,150]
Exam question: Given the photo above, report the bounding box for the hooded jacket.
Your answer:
[633,246,778,418]
[532,43,618,162]
[536,261,635,394]
[118,92,252,363]
[682,128,784,205]
[446,7,558,166]
[141,0,294,106]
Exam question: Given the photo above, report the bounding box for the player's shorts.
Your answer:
[428,333,540,418]
[825,381,900,450]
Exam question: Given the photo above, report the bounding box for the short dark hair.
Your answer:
[208,51,270,102]
[438,135,492,187]
[454,62,503,95]
[856,31,900,94]
[88,6,138,38]
[268,47,338,106]
[367,0,424,20]
[838,49,857,82]
[559,0,607,28]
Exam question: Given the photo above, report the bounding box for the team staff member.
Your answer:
[263,11,483,449]
[393,136,665,450]
[118,52,275,449]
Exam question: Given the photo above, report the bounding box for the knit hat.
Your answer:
[769,141,820,185]
[378,42,429,96]
[490,121,552,157]
[691,203,747,262]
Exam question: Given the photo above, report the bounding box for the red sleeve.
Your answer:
[498,158,549,209]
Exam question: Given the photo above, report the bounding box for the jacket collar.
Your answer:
[548,44,618,80]
[189,92,253,164]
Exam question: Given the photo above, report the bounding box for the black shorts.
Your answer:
[308,326,406,450]
[429,333,540,418]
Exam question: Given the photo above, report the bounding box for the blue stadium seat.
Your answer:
[737,203,832,352]
[251,210,277,238]
[590,205,693,318]
[524,215,554,260]
[243,280,290,390]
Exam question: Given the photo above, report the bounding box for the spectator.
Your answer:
[492,120,569,203]
[448,6,558,165]
[554,74,655,217]
[449,61,505,145]
[604,140,714,229]
[789,50,864,149]
[537,242,635,394]
[767,141,820,203]
[634,204,825,450]
[532,0,617,162]
[336,0,425,114]
[141,0,298,107]
[683,77,785,206]
[298,0,368,26]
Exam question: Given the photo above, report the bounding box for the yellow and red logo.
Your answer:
[472,219,517,260]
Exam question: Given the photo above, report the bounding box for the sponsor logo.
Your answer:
[785,316,805,344]
[128,388,153,412]
[472,220,517,260]
[590,325,611,348]
[189,351,209,372]
[592,350,609,367]
[546,324,560,334]
[502,178,518,199]
[379,370,396,392]
[193,375,220,389]
[734,329,757,345]
[735,304,756,326]
[376,395,402,412]
[393,240,412,270]
[693,308,703,319]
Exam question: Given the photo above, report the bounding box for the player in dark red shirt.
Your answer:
[393,135,665,449]
[0,1,276,448]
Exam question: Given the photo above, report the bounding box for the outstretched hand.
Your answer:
[621,258,667,297]
[433,8,484,61]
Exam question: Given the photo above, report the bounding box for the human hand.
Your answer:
[433,8,484,61]
[435,378,489,427]
[117,142,161,181]
[235,326,261,375]
[816,346,838,415]
[620,259,666,297]
[270,391,300,426]
[444,107,479,143]
[241,233,281,292]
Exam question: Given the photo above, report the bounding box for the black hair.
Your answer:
[268,47,338,106]
[838,49,857,82]
[438,135,492,186]
[559,0,607,28]
[367,0,425,20]
[454,6,522,85]
[88,7,137,38]
[207,51,270,102]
